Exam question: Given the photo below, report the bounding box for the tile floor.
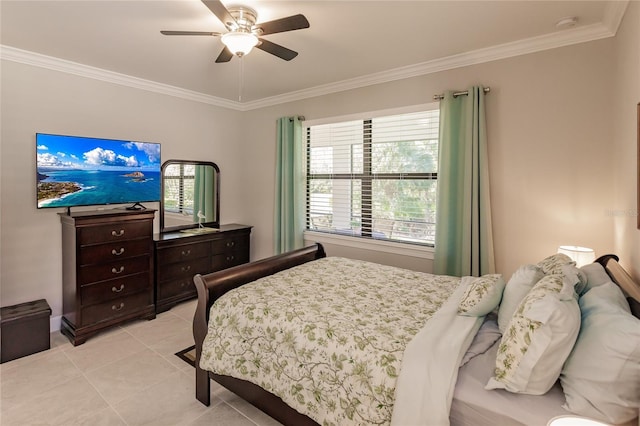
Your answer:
[0,300,283,426]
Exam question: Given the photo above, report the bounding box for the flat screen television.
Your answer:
[36,133,161,210]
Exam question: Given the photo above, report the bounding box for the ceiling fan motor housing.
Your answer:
[227,6,258,32]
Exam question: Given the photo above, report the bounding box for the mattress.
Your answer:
[451,316,638,426]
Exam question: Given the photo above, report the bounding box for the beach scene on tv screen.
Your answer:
[36,134,161,208]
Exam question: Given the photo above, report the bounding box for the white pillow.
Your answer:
[458,274,505,317]
[579,262,612,295]
[560,282,640,424]
[562,264,588,296]
[497,265,545,333]
[486,274,580,395]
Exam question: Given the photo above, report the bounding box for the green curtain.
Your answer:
[193,165,215,223]
[274,116,305,254]
[433,86,495,277]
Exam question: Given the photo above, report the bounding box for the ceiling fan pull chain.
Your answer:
[238,56,244,102]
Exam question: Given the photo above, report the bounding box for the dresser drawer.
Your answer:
[159,256,210,282]
[79,238,151,265]
[211,235,249,253]
[156,241,210,264]
[81,291,152,325]
[78,256,150,285]
[211,250,249,271]
[78,221,152,246]
[157,277,196,301]
[81,272,151,305]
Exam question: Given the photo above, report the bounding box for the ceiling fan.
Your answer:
[160,0,310,63]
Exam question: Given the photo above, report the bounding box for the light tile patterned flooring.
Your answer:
[0,300,283,426]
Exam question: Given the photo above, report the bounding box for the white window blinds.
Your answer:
[306,108,439,245]
[163,163,195,215]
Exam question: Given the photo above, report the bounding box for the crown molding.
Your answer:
[0,45,244,111]
[1,0,628,112]
[241,19,620,110]
[602,0,629,33]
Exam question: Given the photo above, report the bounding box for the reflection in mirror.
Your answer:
[160,160,220,232]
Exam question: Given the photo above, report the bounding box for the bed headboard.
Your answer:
[596,254,640,318]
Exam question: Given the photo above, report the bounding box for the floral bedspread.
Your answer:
[200,257,461,426]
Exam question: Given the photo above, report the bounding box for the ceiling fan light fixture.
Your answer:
[221,31,259,57]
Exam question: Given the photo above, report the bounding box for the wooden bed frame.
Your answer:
[192,247,640,426]
[193,243,326,425]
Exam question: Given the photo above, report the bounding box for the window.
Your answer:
[163,163,195,215]
[305,107,439,246]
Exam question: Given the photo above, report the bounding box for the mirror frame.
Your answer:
[160,159,220,232]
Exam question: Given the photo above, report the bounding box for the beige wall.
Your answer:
[612,0,640,277]
[2,17,637,330]
[242,38,617,277]
[0,61,245,327]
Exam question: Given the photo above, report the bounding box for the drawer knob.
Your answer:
[111,266,125,274]
[111,303,125,311]
[112,284,125,293]
[226,255,235,262]
[226,241,235,248]
[111,247,125,256]
[181,249,191,257]
[181,265,191,273]
[111,229,126,237]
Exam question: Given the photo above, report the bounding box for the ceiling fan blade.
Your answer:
[160,30,220,36]
[201,0,237,29]
[256,14,309,35]
[215,46,234,63]
[256,38,298,61]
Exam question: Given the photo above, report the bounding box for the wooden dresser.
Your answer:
[60,209,156,345]
[154,224,252,312]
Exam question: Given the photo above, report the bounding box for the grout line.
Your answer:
[2,300,277,426]
[59,348,132,425]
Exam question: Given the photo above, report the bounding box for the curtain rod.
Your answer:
[289,116,305,122]
[433,87,490,101]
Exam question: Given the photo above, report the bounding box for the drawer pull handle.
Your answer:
[181,249,191,257]
[112,284,125,293]
[111,229,126,237]
[180,282,187,288]
[181,265,191,273]
[226,241,235,248]
[111,247,125,256]
[112,303,125,311]
[111,266,125,274]
[226,255,235,262]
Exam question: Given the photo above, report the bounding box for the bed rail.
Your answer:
[192,243,326,406]
[596,254,640,318]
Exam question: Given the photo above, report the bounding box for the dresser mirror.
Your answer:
[160,160,220,232]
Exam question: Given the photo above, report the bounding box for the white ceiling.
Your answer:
[0,1,629,110]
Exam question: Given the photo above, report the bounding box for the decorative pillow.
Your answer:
[458,274,505,317]
[560,282,640,424]
[497,265,545,333]
[486,274,580,395]
[579,262,612,295]
[537,253,575,275]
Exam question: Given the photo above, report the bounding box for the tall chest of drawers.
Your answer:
[60,209,156,345]
[154,224,252,312]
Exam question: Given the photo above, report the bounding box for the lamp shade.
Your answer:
[557,246,596,267]
[221,32,258,56]
[547,415,610,426]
